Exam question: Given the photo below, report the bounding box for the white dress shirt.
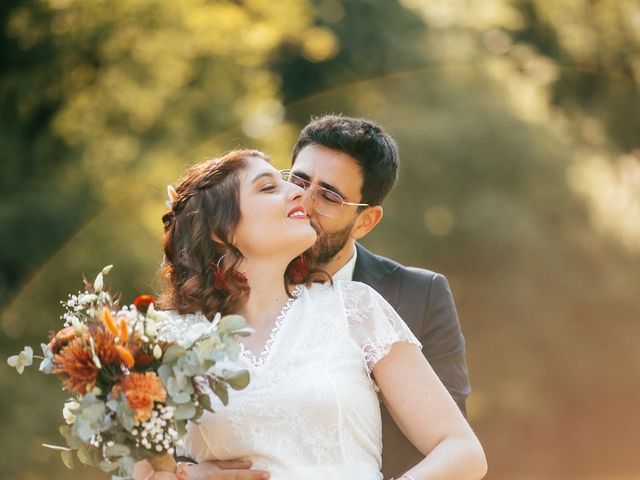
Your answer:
[331,245,358,281]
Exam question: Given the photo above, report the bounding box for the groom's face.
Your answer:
[291,144,365,265]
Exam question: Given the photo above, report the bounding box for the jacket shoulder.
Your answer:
[372,251,443,284]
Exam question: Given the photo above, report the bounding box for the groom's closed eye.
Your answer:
[290,171,345,200]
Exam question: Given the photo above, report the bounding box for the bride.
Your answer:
[134,149,486,480]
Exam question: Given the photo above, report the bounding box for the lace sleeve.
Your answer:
[340,281,422,374]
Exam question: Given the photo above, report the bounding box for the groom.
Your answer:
[178,115,471,479]
[290,115,470,478]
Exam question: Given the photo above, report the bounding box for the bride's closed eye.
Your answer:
[260,182,278,192]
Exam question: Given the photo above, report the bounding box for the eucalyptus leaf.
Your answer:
[225,369,250,390]
[218,315,246,334]
[213,380,229,406]
[77,445,92,465]
[163,345,186,364]
[99,460,121,472]
[198,394,213,412]
[105,443,130,457]
[91,448,102,467]
[174,403,197,420]
[175,420,187,438]
[223,335,240,361]
[231,327,254,337]
[62,431,83,449]
[61,450,74,469]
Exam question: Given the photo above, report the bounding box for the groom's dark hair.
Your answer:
[291,114,399,206]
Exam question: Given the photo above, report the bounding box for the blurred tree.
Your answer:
[0,0,317,312]
[1,1,317,478]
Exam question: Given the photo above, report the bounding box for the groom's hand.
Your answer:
[176,459,270,480]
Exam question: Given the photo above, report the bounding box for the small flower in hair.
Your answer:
[166,185,179,209]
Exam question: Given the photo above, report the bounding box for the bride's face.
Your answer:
[233,156,317,261]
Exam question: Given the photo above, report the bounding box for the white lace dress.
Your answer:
[160,280,421,480]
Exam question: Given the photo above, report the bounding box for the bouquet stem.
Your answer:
[148,452,177,473]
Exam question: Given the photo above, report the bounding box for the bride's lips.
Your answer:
[287,205,309,219]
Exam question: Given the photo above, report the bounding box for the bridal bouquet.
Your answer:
[7,265,251,479]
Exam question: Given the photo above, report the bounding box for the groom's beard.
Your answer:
[309,220,355,266]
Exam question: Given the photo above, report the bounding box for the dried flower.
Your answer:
[91,329,122,365]
[115,345,135,368]
[119,317,129,342]
[113,372,167,422]
[7,346,33,374]
[102,307,119,336]
[133,295,155,314]
[62,399,80,425]
[53,330,121,394]
[49,326,79,354]
[53,337,100,394]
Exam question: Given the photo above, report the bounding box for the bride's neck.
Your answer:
[237,258,290,327]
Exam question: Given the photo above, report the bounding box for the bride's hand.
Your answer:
[180,459,270,480]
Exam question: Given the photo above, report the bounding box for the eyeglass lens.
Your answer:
[282,171,343,217]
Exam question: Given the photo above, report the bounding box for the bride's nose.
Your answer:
[286,182,304,201]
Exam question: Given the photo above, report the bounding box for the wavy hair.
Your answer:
[159,149,328,320]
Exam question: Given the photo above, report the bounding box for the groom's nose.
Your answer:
[300,186,315,217]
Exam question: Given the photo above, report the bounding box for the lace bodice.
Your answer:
[160,281,421,480]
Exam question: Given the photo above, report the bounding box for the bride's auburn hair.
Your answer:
[159,149,326,319]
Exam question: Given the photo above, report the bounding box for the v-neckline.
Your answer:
[240,284,303,367]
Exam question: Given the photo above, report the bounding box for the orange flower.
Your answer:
[134,352,154,369]
[49,326,80,354]
[115,345,135,368]
[52,336,99,394]
[133,295,155,313]
[92,329,121,365]
[118,317,129,343]
[102,307,119,336]
[52,330,121,394]
[112,372,166,421]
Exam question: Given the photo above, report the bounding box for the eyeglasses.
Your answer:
[280,170,370,217]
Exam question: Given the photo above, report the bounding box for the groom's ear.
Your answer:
[351,206,383,240]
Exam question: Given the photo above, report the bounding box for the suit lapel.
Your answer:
[353,244,401,310]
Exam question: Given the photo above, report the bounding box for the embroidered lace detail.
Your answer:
[240,284,303,367]
[340,281,422,374]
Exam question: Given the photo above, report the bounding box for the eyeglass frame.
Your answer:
[280,169,371,217]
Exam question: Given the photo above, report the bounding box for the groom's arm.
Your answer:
[169,458,268,479]
[175,456,195,463]
[420,272,470,416]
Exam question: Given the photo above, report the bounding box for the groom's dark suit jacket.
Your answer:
[352,244,471,479]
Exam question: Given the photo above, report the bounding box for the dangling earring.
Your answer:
[211,255,248,295]
[286,254,309,284]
